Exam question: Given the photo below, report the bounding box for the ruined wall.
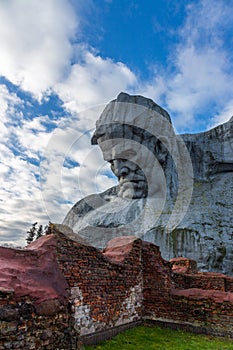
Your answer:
[1,225,233,349]
[141,240,172,319]
[146,256,233,337]
[0,291,75,350]
[54,231,144,338]
[0,234,78,349]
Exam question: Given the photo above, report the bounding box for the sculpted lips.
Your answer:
[119,172,146,185]
[119,178,146,188]
[119,176,148,200]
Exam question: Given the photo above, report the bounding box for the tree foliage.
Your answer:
[26,222,48,245]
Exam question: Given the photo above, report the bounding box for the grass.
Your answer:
[85,325,233,350]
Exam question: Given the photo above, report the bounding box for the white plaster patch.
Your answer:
[70,282,143,336]
[115,283,143,326]
[71,287,105,335]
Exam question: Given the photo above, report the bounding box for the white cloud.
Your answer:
[0,84,23,127]
[209,101,233,129]
[0,0,137,110]
[55,50,137,118]
[141,0,233,131]
[15,115,62,158]
[0,0,77,99]
[165,46,231,126]
[181,0,232,47]
[0,143,49,246]
[0,86,61,245]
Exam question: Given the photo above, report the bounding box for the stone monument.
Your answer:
[63,92,233,275]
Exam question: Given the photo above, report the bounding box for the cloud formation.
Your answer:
[0,0,77,99]
[0,85,52,245]
[55,50,137,116]
[142,0,233,130]
[0,0,233,245]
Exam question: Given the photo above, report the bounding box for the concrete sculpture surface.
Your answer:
[63,92,233,275]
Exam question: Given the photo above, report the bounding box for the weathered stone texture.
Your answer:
[63,92,233,275]
[0,234,68,303]
[0,291,76,350]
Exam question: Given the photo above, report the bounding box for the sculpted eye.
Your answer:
[156,140,162,152]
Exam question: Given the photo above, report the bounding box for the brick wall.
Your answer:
[1,224,233,349]
[0,233,79,349]
[0,291,77,350]
[141,241,172,319]
[54,231,143,337]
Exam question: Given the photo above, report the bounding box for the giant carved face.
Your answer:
[95,125,169,200]
[91,94,174,200]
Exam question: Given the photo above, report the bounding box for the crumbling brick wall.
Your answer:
[142,255,233,337]
[1,224,233,349]
[54,231,144,337]
[0,233,79,349]
[0,291,76,350]
[141,240,172,319]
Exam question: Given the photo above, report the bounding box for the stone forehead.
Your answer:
[114,92,171,122]
[92,92,172,144]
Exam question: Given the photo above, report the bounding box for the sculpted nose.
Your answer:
[120,166,130,177]
[113,160,130,177]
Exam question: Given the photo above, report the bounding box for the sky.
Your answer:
[0,0,233,246]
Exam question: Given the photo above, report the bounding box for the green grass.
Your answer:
[85,325,233,350]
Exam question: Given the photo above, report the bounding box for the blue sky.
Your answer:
[0,0,233,246]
